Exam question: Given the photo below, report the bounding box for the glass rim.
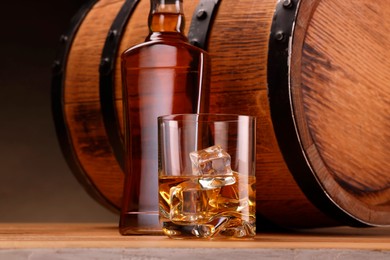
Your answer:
[158,113,256,123]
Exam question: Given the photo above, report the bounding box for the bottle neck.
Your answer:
[148,0,185,36]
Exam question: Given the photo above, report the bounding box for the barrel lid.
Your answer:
[269,0,390,226]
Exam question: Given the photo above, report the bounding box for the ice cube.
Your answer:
[169,180,210,223]
[189,145,233,176]
[191,224,214,238]
[191,215,231,238]
[198,176,236,190]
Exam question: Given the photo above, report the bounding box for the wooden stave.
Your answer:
[52,0,390,228]
[51,0,122,213]
[55,0,128,213]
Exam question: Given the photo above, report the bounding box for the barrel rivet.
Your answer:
[52,60,61,72]
[59,35,68,43]
[190,39,200,47]
[196,9,207,20]
[108,30,117,40]
[100,57,110,68]
[283,0,293,8]
[275,31,285,41]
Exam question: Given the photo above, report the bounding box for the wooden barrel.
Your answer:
[52,0,390,228]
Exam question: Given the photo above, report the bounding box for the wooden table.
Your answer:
[0,223,389,259]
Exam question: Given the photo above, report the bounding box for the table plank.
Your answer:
[0,223,389,250]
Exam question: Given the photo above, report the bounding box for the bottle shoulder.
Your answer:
[121,42,210,69]
[122,33,209,57]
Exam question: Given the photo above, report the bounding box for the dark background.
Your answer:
[0,1,117,222]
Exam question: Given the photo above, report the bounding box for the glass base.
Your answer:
[119,211,163,235]
[161,218,256,239]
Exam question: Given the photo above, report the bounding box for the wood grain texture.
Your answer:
[65,0,124,103]
[0,223,390,250]
[63,0,126,211]
[291,0,390,225]
[65,103,124,208]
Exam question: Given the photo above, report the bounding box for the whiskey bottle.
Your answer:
[119,0,211,235]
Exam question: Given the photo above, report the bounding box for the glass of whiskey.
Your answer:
[158,114,256,239]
